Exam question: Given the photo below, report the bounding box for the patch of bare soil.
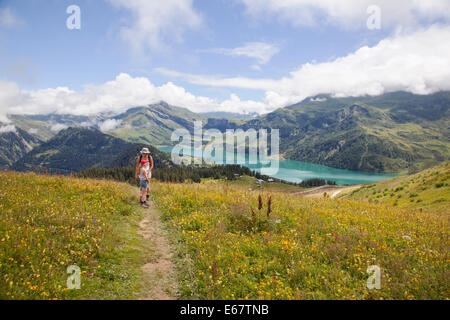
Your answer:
[138,201,178,300]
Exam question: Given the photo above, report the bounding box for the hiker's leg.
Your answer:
[140,188,146,203]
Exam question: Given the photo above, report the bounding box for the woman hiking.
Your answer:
[135,147,154,206]
[138,160,151,208]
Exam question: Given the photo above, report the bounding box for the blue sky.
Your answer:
[0,0,450,117]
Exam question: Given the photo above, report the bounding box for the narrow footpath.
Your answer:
[138,200,178,300]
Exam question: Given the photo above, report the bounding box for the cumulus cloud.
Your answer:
[0,73,271,116]
[107,0,202,54]
[98,119,122,132]
[157,25,450,108]
[0,7,22,28]
[0,125,17,134]
[238,0,450,29]
[201,42,280,65]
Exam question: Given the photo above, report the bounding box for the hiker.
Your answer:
[135,147,154,202]
[139,160,151,208]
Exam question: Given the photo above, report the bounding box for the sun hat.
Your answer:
[141,147,150,154]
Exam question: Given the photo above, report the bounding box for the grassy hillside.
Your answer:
[0,172,148,300]
[346,162,450,213]
[152,180,448,300]
[1,168,448,300]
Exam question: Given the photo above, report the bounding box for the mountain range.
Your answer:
[2,91,449,174]
[10,127,173,173]
[242,92,450,173]
[0,126,41,168]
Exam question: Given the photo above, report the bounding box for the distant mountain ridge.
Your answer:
[242,91,450,173]
[202,111,258,120]
[0,126,42,169]
[5,91,450,174]
[11,127,173,173]
[108,102,207,146]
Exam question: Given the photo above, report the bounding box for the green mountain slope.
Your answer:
[110,143,173,169]
[243,92,450,173]
[108,102,207,146]
[12,127,130,172]
[7,115,57,141]
[11,127,172,173]
[0,126,42,169]
[346,162,449,213]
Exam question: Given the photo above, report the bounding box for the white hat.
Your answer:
[141,147,150,154]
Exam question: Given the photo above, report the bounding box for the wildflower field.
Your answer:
[0,171,147,300]
[152,180,449,300]
[348,162,450,213]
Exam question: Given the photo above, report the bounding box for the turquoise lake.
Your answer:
[158,147,398,185]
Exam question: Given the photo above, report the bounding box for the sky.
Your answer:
[0,0,450,120]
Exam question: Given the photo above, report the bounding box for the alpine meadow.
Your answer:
[0,0,449,308]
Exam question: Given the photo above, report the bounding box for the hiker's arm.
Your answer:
[135,157,139,180]
[149,156,154,171]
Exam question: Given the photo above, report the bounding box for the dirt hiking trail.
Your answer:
[138,200,178,300]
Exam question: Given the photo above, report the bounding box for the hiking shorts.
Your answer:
[140,180,149,190]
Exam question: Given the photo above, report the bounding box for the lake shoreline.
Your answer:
[158,146,399,186]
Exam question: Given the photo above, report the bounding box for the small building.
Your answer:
[268,178,274,183]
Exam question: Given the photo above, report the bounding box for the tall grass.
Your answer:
[0,171,146,300]
[152,180,449,300]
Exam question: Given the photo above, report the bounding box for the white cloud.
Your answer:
[0,73,271,117]
[0,113,11,124]
[238,0,450,29]
[50,124,68,133]
[107,0,202,54]
[155,67,277,90]
[0,125,17,134]
[1,26,449,116]
[202,42,280,65]
[219,94,271,114]
[98,119,122,132]
[157,25,450,108]
[0,7,22,28]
